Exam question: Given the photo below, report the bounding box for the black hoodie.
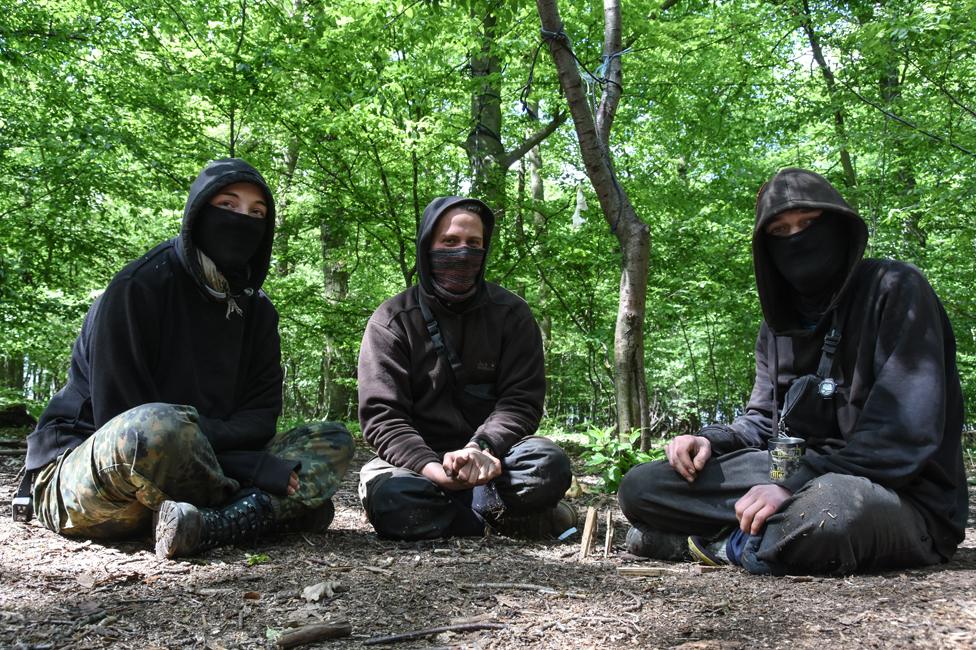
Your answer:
[357,197,545,473]
[27,159,294,493]
[700,168,967,559]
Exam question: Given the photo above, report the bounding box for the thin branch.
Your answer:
[463,582,587,597]
[364,623,507,646]
[840,81,976,157]
[502,111,567,168]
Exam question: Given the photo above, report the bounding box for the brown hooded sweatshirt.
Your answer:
[357,197,545,474]
[699,168,967,560]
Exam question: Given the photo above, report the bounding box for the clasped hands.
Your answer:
[666,434,791,536]
[422,443,502,491]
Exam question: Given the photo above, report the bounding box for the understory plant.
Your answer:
[580,426,665,493]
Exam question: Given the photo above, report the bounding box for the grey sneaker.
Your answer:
[625,526,691,561]
[490,501,578,541]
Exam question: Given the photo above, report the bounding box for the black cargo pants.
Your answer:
[617,448,942,575]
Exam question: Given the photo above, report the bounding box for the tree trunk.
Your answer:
[801,0,857,193]
[274,139,301,277]
[535,0,651,438]
[319,221,353,420]
[465,6,506,214]
[464,3,566,221]
[525,103,552,348]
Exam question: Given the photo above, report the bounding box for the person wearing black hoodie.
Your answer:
[23,159,354,558]
[357,197,575,540]
[618,168,966,575]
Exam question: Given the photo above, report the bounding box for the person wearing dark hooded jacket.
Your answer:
[23,158,354,558]
[618,168,966,575]
[357,197,575,540]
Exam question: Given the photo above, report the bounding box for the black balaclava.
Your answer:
[765,212,848,298]
[193,204,267,275]
[176,158,277,318]
[752,168,867,334]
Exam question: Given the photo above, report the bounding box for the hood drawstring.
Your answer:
[197,251,245,319]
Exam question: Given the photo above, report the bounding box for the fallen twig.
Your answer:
[364,622,506,646]
[620,590,642,613]
[276,620,352,648]
[362,565,394,576]
[0,448,27,456]
[462,582,586,598]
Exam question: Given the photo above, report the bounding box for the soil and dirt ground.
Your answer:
[1,440,974,650]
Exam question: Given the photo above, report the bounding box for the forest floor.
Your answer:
[0,437,974,650]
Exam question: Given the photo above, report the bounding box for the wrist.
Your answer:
[468,438,495,455]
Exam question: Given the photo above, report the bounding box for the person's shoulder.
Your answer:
[368,286,417,331]
[859,258,933,290]
[483,282,532,312]
[104,239,179,294]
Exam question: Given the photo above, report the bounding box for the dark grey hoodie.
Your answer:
[700,168,967,559]
[357,196,545,473]
[28,159,294,494]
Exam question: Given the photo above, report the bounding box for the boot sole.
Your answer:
[155,500,198,559]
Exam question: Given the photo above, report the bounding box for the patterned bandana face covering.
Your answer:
[429,246,486,297]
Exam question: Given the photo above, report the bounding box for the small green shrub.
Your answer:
[580,426,665,493]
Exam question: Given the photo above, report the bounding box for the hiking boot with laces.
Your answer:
[154,489,276,559]
[489,501,578,541]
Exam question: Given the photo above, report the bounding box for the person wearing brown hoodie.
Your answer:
[357,197,575,540]
[618,168,966,575]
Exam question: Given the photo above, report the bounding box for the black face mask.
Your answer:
[765,214,848,297]
[193,204,266,272]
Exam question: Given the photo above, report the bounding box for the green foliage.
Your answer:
[1,0,974,439]
[245,552,270,567]
[579,427,665,493]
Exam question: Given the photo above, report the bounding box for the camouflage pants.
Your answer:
[32,403,354,540]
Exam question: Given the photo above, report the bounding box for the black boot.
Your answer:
[278,500,336,535]
[154,490,275,559]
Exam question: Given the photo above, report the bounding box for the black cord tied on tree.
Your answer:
[526,26,631,235]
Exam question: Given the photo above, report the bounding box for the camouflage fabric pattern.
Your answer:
[264,420,354,521]
[32,403,354,540]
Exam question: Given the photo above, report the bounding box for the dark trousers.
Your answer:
[33,403,355,540]
[617,448,942,575]
[358,436,572,540]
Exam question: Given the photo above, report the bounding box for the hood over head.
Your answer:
[177,158,276,299]
[416,196,495,298]
[753,167,868,333]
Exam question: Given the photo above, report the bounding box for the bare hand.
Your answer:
[287,471,300,496]
[735,484,791,535]
[421,461,472,491]
[442,446,502,488]
[665,435,712,482]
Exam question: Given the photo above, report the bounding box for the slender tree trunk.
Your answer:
[536,0,651,438]
[466,7,506,213]
[274,139,300,276]
[525,102,552,348]
[319,221,353,420]
[801,0,857,192]
[1,354,24,392]
[464,3,566,220]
